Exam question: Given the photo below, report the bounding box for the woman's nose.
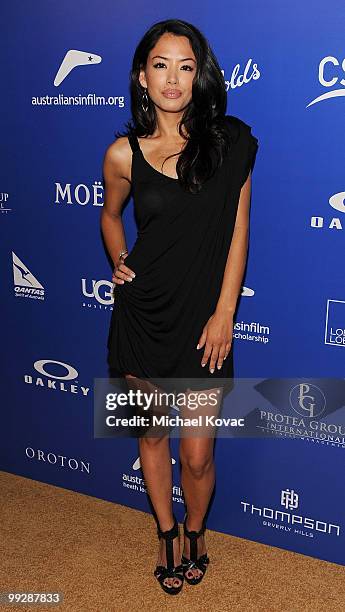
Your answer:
[167,71,178,85]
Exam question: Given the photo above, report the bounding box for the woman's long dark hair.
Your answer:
[116,18,233,194]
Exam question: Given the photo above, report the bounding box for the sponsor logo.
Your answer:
[307,55,345,107]
[257,380,345,448]
[25,447,90,473]
[0,192,11,214]
[24,359,90,397]
[310,192,345,231]
[222,60,261,91]
[13,252,44,300]
[54,49,102,86]
[325,299,345,347]
[54,181,104,207]
[123,457,184,503]
[241,488,340,538]
[82,278,114,309]
[31,49,125,107]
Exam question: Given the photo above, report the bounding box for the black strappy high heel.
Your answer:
[153,514,184,595]
[181,512,210,585]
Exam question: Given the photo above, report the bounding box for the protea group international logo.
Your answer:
[289,383,326,419]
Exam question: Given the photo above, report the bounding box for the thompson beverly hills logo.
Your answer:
[307,55,345,107]
[325,299,345,347]
[241,488,340,538]
[310,191,345,231]
[12,251,45,300]
[82,278,114,310]
[24,359,90,397]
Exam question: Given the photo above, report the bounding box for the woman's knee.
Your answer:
[179,450,213,478]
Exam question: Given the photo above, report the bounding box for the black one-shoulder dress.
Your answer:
[107,114,258,398]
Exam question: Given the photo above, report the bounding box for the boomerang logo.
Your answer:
[54,49,102,86]
[132,457,176,470]
[242,286,255,296]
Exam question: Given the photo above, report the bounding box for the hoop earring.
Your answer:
[141,88,149,112]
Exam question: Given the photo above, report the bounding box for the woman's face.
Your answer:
[139,32,196,113]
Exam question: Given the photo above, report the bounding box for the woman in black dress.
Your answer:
[101,19,258,595]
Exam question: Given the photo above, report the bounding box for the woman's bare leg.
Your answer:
[179,386,224,580]
[125,373,182,589]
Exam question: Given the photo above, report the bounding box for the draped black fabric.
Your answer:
[107,114,258,397]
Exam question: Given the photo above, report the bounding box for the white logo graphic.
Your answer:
[281,489,299,510]
[126,458,183,501]
[233,319,270,343]
[34,359,78,380]
[289,384,326,418]
[24,359,90,396]
[310,192,345,230]
[54,49,102,86]
[12,251,44,299]
[329,192,345,213]
[132,456,176,471]
[82,278,114,308]
[55,181,103,207]
[26,447,90,473]
[0,192,11,213]
[221,60,260,91]
[241,488,340,537]
[325,299,345,347]
[242,286,255,296]
[307,56,345,107]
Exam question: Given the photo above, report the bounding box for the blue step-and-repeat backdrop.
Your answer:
[1,1,345,566]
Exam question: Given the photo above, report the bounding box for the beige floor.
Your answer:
[1,470,345,612]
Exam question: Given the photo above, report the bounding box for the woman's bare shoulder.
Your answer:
[103,136,132,181]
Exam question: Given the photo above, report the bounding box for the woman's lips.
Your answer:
[162,90,182,99]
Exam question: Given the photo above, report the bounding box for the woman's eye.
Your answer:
[152,62,194,71]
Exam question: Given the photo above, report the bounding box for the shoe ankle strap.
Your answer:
[157,515,178,540]
[183,515,206,538]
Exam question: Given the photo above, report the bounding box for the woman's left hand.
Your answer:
[197,312,233,373]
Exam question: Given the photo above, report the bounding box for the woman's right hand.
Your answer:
[112,252,136,285]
